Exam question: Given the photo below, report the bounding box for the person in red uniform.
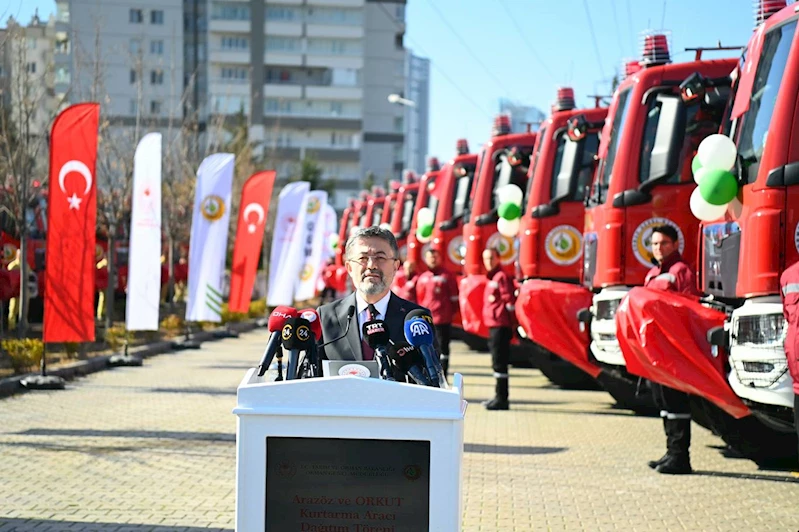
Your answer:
[645,225,700,475]
[395,260,418,303]
[416,248,459,376]
[779,261,799,459]
[482,247,515,410]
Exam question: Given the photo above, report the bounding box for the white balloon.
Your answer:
[497,217,521,238]
[417,207,434,225]
[497,184,523,206]
[416,231,432,243]
[697,134,737,171]
[689,187,728,222]
[727,196,743,218]
[379,223,392,231]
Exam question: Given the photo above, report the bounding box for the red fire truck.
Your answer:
[458,116,537,339]
[514,88,607,388]
[405,159,443,269]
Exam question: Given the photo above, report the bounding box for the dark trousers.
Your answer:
[488,326,512,400]
[795,394,799,458]
[652,383,691,458]
[434,324,452,374]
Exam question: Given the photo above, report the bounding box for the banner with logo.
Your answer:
[43,103,100,343]
[125,133,162,331]
[321,203,338,264]
[267,181,310,306]
[186,153,234,322]
[294,191,328,301]
[229,170,276,313]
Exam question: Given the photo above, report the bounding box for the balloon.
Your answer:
[417,223,433,238]
[497,184,523,206]
[697,168,738,205]
[690,187,727,222]
[691,155,702,178]
[727,196,743,218]
[697,134,737,171]
[498,201,521,220]
[379,223,392,231]
[329,234,339,250]
[417,207,434,226]
[497,217,520,238]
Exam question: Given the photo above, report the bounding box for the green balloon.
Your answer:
[691,154,702,174]
[498,201,521,220]
[417,223,433,238]
[698,168,738,206]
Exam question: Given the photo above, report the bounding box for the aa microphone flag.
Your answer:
[186,153,234,322]
[266,181,309,306]
[43,103,100,343]
[125,133,162,331]
[229,170,276,313]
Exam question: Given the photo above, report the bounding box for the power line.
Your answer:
[582,0,606,80]
[423,0,512,98]
[661,0,667,29]
[610,0,627,59]
[375,3,493,119]
[625,0,636,56]
[496,0,556,81]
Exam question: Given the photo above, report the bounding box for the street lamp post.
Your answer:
[387,93,416,107]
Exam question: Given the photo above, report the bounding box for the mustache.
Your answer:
[362,269,384,281]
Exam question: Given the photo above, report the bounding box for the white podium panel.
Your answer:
[234,371,467,532]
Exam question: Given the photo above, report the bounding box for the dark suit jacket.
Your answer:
[317,291,427,361]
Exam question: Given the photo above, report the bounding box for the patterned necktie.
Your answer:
[361,304,378,361]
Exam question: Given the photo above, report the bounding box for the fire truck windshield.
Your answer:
[550,132,600,202]
[452,163,476,220]
[426,178,439,219]
[491,146,533,209]
[733,19,796,185]
[401,192,417,232]
[371,204,383,226]
[592,88,633,205]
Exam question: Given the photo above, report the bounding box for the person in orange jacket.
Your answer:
[482,247,515,410]
[415,248,459,376]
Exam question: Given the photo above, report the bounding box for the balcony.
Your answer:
[209,19,250,33]
[209,49,250,64]
[306,24,363,39]
[307,0,365,7]
[209,78,251,95]
[305,55,363,70]
[264,21,303,37]
[264,52,303,67]
[306,86,362,100]
[263,84,302,98]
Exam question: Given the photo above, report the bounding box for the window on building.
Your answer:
[130,100,138,115]
[394,116,404,133]
[26,62,36,74]
[150,40,164,55]
[395,33,403,49]
[130,39,141,55]
[130,9,143,23]
[150,100,162,115]
[266,6,301,21]
[221,36,248,50]
[151,10,164,24]
[55,39,70,54]
[211,3,250,21]
[331,102,343,116]
[130,69,137,83]
[265,36,301,53]
[26,37,37,49]
[55,67,70,84]
[151,70,164,85]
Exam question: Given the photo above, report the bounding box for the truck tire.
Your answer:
[595,370,659,416]
[533,347,602,390]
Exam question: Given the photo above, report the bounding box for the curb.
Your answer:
[0,321,261,400]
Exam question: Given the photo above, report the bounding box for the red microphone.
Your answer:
[299,308,322,341]
[257,306,299,376]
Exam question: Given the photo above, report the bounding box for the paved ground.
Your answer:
[0,328,797,531]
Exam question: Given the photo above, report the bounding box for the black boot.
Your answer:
[484,378,509,410]
[648,418,671,469]
[656,418,692,474]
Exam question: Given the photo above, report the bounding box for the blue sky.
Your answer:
[4,0,755,163]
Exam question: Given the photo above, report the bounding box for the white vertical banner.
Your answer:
[125,133,162,331]
[186,153,234,322]
[294,191,329,301]
[266,181,310,306]
[321,203,338,264]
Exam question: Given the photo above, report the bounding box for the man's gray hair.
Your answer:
[345,226,400,259]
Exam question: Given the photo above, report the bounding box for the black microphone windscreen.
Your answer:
[363,319,390,348]
[282,317,313,350]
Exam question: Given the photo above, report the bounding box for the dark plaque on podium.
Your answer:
[265,437,431,531]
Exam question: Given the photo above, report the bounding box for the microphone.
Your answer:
[318,305,357,348]
[299,309,323,377]
[406,308,435,327]
[256,306,298,376]
[282,317,313,380]
[404,316,447,388]
[388,342,433,386]
[363,319,395,381]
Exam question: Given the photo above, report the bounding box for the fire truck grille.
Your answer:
[731,358,788,388]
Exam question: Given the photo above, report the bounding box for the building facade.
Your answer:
[403,51,429,175]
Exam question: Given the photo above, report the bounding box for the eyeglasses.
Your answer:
[348,254,398,267]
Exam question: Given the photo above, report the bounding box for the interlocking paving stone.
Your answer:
[0,329,797,531]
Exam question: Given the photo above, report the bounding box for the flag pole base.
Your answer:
[213,323,239,339]
[21,374,66,390]
[108,353,143,367]
[172,326,202,350]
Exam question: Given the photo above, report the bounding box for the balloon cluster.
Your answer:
[416,207,435,243]
[689,134,741,222]
[496,184,523,237]
[329,233,339,251]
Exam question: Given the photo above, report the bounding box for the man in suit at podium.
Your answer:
[318,226,427,361]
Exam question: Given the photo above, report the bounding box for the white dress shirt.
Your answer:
[355,291,391,340]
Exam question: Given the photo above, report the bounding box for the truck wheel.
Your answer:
[595,371,659,416]
[535,349,602,390]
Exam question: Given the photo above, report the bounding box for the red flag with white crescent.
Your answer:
[44,103,100,342]
[228,170,276,313]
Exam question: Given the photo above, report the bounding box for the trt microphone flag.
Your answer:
[186,153,234,322]
[125,133,162,331]
[266,181,309,306]
[294,191,328,301]
[229,170,276,313]
[44,103,100,343]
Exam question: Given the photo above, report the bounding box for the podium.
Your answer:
[234,371,467,531]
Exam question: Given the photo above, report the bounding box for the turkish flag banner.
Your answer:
[44,103,100,342]
[229,171,276,313]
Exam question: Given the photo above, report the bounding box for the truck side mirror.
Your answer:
[531,203,559,219]
[641,94,686,192]
[576,308,592,323]
[612,189,652,208]
[438,218,458,231]
[475,209,499,226]
[706,326,729,349]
